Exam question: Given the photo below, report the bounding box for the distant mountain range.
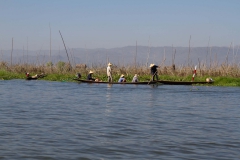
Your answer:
[1,46,239,67]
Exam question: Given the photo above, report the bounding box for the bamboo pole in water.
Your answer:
[59,30,72,70]
[206,36,210,67]
[146,36,150,68]
[49,23,52,62]
[85,44,88,66]
[188,35,191,67]
[49,23,52,72]
[162,48,166,67]
[226,42,232,67]
[0,49,2,62]
[22,46,25,64]
[27,37,28,65]
[134,41,137,69]
[11,37,13,66]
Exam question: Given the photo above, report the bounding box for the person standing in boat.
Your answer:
[132,74,138,82]
[118,74,126,82]
[107,62,113,82]
[87,70,95,81]
[150,64,159,81]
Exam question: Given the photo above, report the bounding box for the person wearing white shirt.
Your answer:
[107,63,113,82]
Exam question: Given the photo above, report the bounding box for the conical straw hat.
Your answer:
[149,64,155,67]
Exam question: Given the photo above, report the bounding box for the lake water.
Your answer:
[0,80,239,160]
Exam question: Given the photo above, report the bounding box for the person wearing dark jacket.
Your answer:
[150,64,159,81]
[87,70,95,81]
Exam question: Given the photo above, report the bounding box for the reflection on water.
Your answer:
[107,83,113,88]
[0,80,240,159]
[105,83,113,115]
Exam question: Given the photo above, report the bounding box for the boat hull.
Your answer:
[74,79,158,85]
[158,80,213,85]
[25,74,45,80]
[26,77,38,80]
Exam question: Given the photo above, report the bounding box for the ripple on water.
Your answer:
[0,80,240,159]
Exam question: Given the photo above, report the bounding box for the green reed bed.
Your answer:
[212,77,240,86]
[0,69,25,80]
[0,61,240,86]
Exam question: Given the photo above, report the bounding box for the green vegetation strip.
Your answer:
[0,69,240,86]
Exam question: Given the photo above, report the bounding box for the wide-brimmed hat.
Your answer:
[149,64,155,67]
[108,62,112,66]
[120,74,125,78]
[89,70,94,74]
[134,74,138,77]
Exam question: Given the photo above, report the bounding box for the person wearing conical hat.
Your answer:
[87,70,95,81]
[149,63,159,81]
[118,74,126,82]
[107,62,113,82]
[132,74,138,82]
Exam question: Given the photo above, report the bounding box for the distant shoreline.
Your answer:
[1,46,239,66]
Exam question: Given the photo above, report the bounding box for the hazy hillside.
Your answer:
[1,46,239,67]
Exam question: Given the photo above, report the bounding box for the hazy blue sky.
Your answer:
[0,0,240,50]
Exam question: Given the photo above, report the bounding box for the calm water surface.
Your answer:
[0,80,239,159]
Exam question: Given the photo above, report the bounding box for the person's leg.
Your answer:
[108,75,112,82]
[110,75,112,82]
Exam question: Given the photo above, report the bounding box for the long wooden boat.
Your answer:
[25,74,46,80]
[26,77,38,80]
[74,79,158,85]
[158,80,214,85]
